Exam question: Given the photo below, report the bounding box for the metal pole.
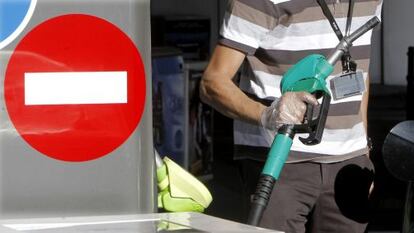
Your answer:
[380,6,385,85]
[407,47,414,120]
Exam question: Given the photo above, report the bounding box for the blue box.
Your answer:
[152,48,186,166]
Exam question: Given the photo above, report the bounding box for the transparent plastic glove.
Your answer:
[260,92,319,131]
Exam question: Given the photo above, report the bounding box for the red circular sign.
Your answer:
[5,14,146,162]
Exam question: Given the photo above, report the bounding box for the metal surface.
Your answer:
[0,213,281,233]
[383,121,414,181]
[383,121,414,232]
[0,0,155,218]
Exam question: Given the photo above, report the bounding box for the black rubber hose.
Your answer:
[247,174,276,226]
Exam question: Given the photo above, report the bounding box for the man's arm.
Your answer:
[361,76,370,132]
[200,45,266,126]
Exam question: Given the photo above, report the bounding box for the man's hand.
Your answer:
[260,92,318,130]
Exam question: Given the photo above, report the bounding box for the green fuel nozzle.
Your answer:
[247,16,380,226]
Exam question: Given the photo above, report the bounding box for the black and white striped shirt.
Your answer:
[219,0,382,162]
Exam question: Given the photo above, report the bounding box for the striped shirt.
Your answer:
[219,0,383,163]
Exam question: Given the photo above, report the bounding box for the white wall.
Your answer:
[383,0,414,86]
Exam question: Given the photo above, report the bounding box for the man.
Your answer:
[200,0,382,232]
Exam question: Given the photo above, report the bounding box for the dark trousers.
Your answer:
[239,155,375,233]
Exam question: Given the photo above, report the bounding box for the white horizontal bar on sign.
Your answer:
[24,71,127,105]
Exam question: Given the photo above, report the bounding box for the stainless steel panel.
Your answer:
[0,0,155,218]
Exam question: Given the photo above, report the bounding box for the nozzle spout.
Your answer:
[155,149,164,168]
[327,16,380,66]
[347,17,380,44]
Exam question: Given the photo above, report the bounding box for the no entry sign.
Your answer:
[4,14,146,162]
[0,0,37,49]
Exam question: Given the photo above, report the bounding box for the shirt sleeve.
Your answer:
[219,0,279,55]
